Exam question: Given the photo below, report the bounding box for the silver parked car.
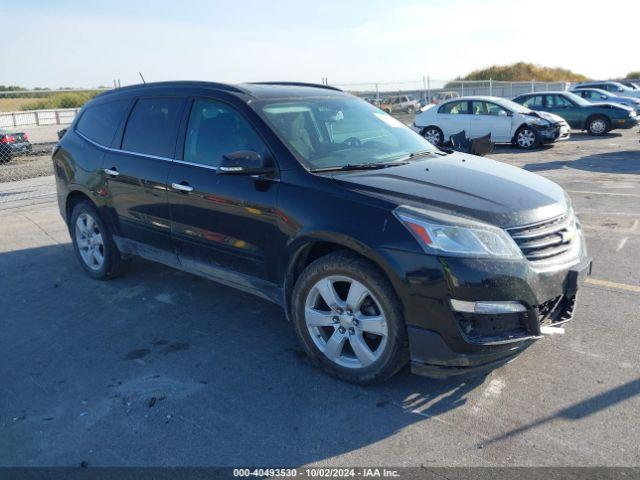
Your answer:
[571,88,640,116]
[572,81,640,99]
[380,95,419,114]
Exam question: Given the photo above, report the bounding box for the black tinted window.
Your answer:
[184,99,266,168]
[122,98,183,157]
[76,100,129,146]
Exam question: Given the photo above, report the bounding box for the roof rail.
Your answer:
[98,81,252,97]
[249,81,342,92]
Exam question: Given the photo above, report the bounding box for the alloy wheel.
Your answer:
[75,212,105,271]
[517,129,536,148]
[589,119,607,135]
[304,275,388,369]
[423,128,442,145]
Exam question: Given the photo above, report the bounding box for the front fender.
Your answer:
[281,228,412,323]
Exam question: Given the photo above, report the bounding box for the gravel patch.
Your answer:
[0,154,54,183]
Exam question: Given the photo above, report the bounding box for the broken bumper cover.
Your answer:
[536,123,570,143]
[408,326,532,378]
[410,256,592,377]
[377,243,592,378]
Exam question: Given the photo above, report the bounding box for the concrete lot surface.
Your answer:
[0,129,639,467]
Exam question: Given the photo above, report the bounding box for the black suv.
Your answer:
[53,81,591,384]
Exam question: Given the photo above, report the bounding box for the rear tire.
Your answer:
[69,200,128,280]
[291,251,409,384]
[587,115,610,136]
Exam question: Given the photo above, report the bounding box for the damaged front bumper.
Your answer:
[410,257,591,378]
[376,235,591,378]
[535,122,571,143]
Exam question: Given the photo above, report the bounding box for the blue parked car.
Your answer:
[571,88,640,116]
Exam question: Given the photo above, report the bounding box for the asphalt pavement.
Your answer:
[0,128,638,467]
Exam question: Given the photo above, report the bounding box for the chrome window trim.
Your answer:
[77,129,216,169]
[172,159,219,171]
[75,130,173,163]
[75,129,279,180]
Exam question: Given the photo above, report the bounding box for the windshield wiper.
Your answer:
[393,149,444,162]
[311,161,409,172]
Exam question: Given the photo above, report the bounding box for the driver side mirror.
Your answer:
[218,151,274,175]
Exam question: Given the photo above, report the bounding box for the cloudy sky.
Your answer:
[4,0,639,89]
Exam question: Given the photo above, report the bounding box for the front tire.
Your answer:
[291,251,409,384]
[514,126,539,149]
[70,200,127,280]
[421,126,444,146]
[587,115,610,136]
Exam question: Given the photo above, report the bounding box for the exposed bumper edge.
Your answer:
[407,326,532,378]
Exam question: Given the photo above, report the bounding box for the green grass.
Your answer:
[0,98,41,112]
[19,92,100,111]
[458,62,588,82]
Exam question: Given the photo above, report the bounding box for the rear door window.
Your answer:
[122,97,184,158]
[75,99,130,146]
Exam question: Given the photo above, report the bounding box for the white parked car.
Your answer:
[412,96,570,149]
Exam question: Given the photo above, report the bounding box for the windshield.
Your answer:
[495,98,532,114]
[612,82,633,91]
[563,91,591,106]
[257,97,437,171]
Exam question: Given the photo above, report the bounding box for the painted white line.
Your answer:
[568,190,640,198]
[631,220,639,232]
[576,211,640,217]
[616,237,629,252]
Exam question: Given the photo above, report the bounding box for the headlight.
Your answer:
[394,207,523,259]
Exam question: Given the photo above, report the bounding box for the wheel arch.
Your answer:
[585,113,610,132]
[512,123,532,142]
[282,233,402,322]
[65,188,95,225]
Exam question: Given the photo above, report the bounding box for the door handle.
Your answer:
[172,182,194,193]
[103,167,119,176]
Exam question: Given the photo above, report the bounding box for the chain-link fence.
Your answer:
[331,77,571,107]
[0,78,589,163]
[0,88,109,162]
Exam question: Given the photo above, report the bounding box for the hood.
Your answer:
[332,153,568,228]
[590,102,634,112]
[529,110,566,124]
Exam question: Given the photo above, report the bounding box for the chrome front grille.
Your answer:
[507,213,577,262]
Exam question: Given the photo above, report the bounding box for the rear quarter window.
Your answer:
[75,99,130,146]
